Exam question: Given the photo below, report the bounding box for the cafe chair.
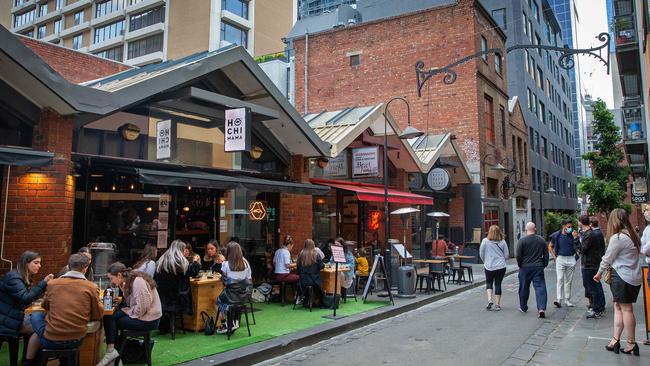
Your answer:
[293,285,315,312]
[162,310,186,340]
[446,257,465,285]
[38,347,79,366]
[341,281,357,302]
[355,273,370,294]
[416,269,434,294]
[429,262,447,292]
[216,304,252,340]
[0,334,28,366]
[114,329,153,366]
[270,280,297,306]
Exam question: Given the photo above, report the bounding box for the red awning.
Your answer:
[311,178,432,205]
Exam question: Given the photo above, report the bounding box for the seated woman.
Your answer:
[133,244,157,278]
[354,248,369,276]
[0,251,53,341]
[296,239,324,306]
[273,235,299,283]
[342,242,357,293]
[154,240,200,333]
[215,241,252,334]
[202,240,225,273]
[97,262,162,366]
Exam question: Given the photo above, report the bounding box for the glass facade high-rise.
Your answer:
[298,0,356,19]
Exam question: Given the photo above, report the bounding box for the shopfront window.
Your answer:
[484,207,500,233]
[313,192,337,248]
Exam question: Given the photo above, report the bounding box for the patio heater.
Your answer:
[427,211,450,257]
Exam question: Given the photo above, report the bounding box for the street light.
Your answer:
[383,97,423,264]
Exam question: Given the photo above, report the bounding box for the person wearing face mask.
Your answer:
[641,204,650,346]
[548,219,579,308]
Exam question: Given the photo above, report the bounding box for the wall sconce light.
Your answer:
[188,186,192,191]
[219,199,225,205]
[146,207,153,212]
[317,157,329,169]
[130,184,135,190]
[249,146,264,160]
[183,206,190,212]
[112,184,116,191]
[315,197,326,205]
[94,185,98,191]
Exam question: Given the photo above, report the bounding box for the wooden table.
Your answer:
[321,267,350,295]
[413,259,448,264]
[182,277,224,332]
[26,303,116,365]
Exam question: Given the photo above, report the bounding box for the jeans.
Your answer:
[30,312,82,349]
[518,266,548,312]
[484,268,507,295]
[103,309,160,344]
[581,268,605,313]
[555,255,576,302]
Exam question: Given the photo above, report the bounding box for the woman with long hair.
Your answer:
[479,225,509,311]
[214,241,252,334]
[0,251,53,339]
[273,235,299,283]
[154,240,200,333]
[202,240,225,273]
[133,244,157,278]
[594,208,643,356]
[97,262,162,366]
[297,239,324,306]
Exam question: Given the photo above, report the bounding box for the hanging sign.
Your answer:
[156,120,172,159]
[352,146,379,178]
[427,168,450,191]
[324,151,348,177]
[249,201,267,221]
[157,230,168,249]
[632,178,648,203]
[158,194,170,212]
[368,210,382,231]
[224,108,252,152]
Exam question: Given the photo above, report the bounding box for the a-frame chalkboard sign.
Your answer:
[362,255,394,305]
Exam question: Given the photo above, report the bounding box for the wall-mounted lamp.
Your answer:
[317,157,329,169]
[219,199,225,205]
[249,146,264,160]
[188,186,192,191]
[183,206,190,212]
[146,207,153,212]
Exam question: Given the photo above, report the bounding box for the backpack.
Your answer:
[201,311,216,336]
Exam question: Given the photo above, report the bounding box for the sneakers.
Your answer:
[586,311,604,319]
[538,310,546,319]
[486,302,493,311]
[232,320,240,330]
[96,348,119,366]
[553,300,562,308]
[519,308,527,313]
[216,324,228,334]
[494,305,502,311]
[565,301,575,307]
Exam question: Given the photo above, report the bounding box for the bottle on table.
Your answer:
[455,246,459,256]
[103,288,113,310]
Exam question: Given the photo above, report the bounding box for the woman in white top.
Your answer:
[594,208,643,356]
[215,241,252,334]
[479,225,509,311]
[133,244,157,278]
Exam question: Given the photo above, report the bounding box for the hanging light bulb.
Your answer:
[94,185,98,191]
[112,184,116,191]
[188,186,192,191]
[130,184,135,190]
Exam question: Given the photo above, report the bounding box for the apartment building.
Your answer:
[9,0,295,66]
[297,0,355,19]
[481,0,578,233]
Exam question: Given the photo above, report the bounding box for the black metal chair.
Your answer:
[293,285,315,312]
[114,329,153,366]
[161,309,186,340]
[429,261,447,292]
[0,334,29,366]
[216,304,252,340]
[38,348,79,366]
[270,279,297,306]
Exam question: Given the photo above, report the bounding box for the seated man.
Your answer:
[25,254,103,366]
[431,235,447,257]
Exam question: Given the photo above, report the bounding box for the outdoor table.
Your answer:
[183,276,224,331]
[448,255,474,284]
[321,267,350,295]
[413,259,448,264]
[26,301,117,365]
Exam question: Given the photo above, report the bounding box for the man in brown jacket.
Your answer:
[25,253,103,365]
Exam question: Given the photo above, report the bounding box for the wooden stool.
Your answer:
[38,348,79,366]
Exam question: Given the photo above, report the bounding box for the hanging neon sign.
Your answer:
[368,210,382,231]
[249,201,267,221]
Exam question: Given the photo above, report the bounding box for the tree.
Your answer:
[579,99,629,214]
[544,211,577,237]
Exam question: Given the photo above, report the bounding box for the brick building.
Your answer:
[0,25,330,280]
[286,0,530,247]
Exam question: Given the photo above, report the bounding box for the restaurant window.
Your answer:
[94,20,124,44]
[220,21,248,48]
[94,45,123,62]
[485,96,495,143]
[484,207,500,234]
[127,33,163,59]
[74,10,84,26]
[480,36,488,61]
[313,192,338,248]
[129,6,165,32]
[222,0,249,19]
[72,34,83,50]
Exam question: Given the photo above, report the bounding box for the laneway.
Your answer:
[256,265,649,366]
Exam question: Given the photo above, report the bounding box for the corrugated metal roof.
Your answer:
[307,105,380,150]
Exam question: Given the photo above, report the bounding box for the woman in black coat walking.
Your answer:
[297,239,324,306]
[0,251,53,338]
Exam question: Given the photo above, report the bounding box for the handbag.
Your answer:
[201,311,216,335]
[120,337,155,364]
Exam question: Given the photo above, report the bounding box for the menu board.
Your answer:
[331,245,347,264]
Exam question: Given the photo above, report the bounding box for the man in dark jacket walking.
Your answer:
[516,222,550,318]
[577,215,606,318]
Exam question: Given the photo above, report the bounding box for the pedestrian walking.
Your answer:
[549,219,579,308]
[479,225,509,311]
[576,215,606,318]
[594,208,643,356]
[638,204,650,346]
[516,222,549,318]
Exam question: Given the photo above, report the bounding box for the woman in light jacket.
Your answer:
[594,208,643,356]
[479,225,509,311]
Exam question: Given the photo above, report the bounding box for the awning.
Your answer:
[137,168,329,195]
[311,178,432,205]
[0,146,54,167]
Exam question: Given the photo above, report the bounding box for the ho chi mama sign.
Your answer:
[225,108,252,152]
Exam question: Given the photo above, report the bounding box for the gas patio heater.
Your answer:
[427,211,450,257]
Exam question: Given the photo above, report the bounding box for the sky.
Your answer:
[573,0,614,107]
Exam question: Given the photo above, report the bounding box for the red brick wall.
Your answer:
[0,109,75,277]
[280,155,313,254]
[293,0,506,169]
[19,36,132,84]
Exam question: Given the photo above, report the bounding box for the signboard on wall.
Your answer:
[156,120,172,159]
[324,150,348,177]
[224,108,252,152]
[632,178,648,203]
[352,146,379,178]
[427,168,450,191]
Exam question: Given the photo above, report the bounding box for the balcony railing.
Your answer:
[614,15,637,46]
